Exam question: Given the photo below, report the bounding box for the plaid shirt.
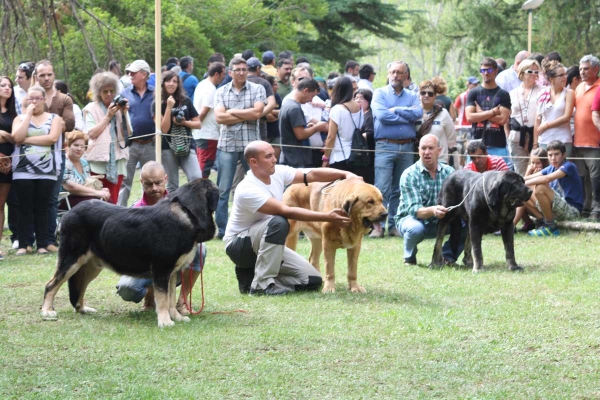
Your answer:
[395,161,455,225]
[215,80,266,152]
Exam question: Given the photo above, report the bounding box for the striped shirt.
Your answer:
[395,161,455,226]
[215,80,266,152]
[464,155,508,172]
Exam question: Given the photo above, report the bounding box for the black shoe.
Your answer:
[250,283,291,296]
[403,258,416,266]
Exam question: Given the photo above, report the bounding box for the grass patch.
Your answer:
[1,172,599,398]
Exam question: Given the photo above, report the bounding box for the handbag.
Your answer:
[168,124,191,156]
[337,104,369,168]
[0,152,11,175]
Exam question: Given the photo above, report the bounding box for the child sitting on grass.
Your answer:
[521,140,583,236]
[513,148,549,232]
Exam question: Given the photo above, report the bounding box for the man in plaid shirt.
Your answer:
[214,57,267,238]
[394,134,465,265]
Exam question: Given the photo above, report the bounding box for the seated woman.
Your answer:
[61,130,110,209]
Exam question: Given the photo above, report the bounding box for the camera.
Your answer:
[112,95,127,108]
[175,110,185,124]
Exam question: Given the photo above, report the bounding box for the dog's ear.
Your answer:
[343,197,359,216]
[487,177,501,208]
[207,186,218,213]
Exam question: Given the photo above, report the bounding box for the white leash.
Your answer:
[320,179,343,195]
[445,174,486,212]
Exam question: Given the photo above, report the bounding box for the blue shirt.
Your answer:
[179,71,199,102]
[542,161,584,212]
[121,85,155,138]
[372,85,422,140]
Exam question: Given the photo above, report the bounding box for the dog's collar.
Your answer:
[482,173,496,216]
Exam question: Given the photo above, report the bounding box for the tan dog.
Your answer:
[284,178,387,293]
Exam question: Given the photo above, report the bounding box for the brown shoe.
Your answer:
[46,244,59,253]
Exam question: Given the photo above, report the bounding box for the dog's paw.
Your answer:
[472,268,484,274]
[158,318,175,328]
[508,264,524,272]
[78,306,97,314]
[41,310,57,320]
[322,282,336,294]
[428,262,443,270]
[349,284,366,294]
[171,311,191,322]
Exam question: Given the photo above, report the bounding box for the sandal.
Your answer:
[16,249,28,256]
[37,248,49,255]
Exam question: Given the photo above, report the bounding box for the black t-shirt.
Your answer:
[156,96,199,150]
[466,86,511,148]
[279,99,311,167]
[266,93,282,141]
[435,95,452,112]
[247,75,274,140]
[0,111,15,156]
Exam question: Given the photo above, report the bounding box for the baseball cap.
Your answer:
[467,76,480,84]
[126,60,151,74]
[262,51,275,63]
[246,57,262,69]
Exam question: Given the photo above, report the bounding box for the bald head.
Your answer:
[140,161,166,179]
[515,50,530,67]
[420,134,439,148]
[244,140,272,163]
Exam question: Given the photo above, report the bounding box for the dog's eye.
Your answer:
[368,199,375,204]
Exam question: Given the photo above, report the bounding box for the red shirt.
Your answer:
[464,155,508,172]
[132,190,168,208]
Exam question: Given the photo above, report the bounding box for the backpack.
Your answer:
[337,104,370,168]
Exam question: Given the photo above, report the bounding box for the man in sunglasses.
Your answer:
[465,57,512,169]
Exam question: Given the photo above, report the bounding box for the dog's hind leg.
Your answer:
[41,251,91,320]
[347,243,366,293]
[153,272,174,328]
[501,223,523,271]
[68,260,103,314]
[429,219,449,269]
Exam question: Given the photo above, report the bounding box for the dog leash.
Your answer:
[320,179,343,195]
[445,174,487,212]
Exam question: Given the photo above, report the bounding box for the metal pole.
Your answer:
[527,10,532,53]
[154,0,162,162]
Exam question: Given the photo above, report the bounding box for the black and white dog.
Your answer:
[41,179,218,327]
[430,170,532,272]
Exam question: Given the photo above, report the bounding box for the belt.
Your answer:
[131,137,155,145]
[377,138,413,145]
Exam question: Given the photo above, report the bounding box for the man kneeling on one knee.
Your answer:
[224,140,355,295]
[395,134,465,265]
[115,161,206,315]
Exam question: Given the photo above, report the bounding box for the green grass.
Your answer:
[1,173,599,399]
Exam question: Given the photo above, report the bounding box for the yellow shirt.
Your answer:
[263,65,277,77]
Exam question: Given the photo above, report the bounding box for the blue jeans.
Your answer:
[161,149,202,193]
[486,145,513,171]
[216,150,249,238]
[374,140,415,231]
[397,215,465,263]
[116,243,206,303]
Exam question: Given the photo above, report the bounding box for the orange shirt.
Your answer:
[574,77,600,147]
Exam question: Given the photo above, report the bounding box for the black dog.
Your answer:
[430,170,532,272]
[41,178,218,327]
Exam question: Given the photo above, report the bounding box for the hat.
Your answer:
[126,59,151,74]
[314,77,325,83]
[467,76,480,84]
[246,57,262,69]
[262,51,275,63]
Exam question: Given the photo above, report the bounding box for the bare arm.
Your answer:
[198,105,211,122]
[257,197,351,229]
[293,168,358,185]
[12,105,34,144]
[262,95,276,117]
[537,90,575,138]
[63,180,110,200]
[214,104,244,125]
[292,121,327,141]
[0,130,14,144]
[525,169,566,186]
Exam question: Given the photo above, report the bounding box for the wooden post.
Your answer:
[527,10,532,53]
[154,0,162,162]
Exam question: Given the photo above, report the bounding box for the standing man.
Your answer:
[276,59,294,98]
[35,60,75,252]
[179,56,199,102]
[246,57,276,141]
[118,59,156,207]
[370,60,423,238]
[214,57,267,239]
[357,64,376,90]
[279,78,327,167]
[465,57,511,168]
[262,51,277,77]
[224,141,353,295]
[344,60,360,79]
[575,55,600,220]
[495,50,530,93]
[395,134,464,265]
[192,62,226,179]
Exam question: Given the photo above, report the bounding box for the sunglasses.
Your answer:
[420,91,435,97]
[552,73,566,79]
[525,70,540,75]
[479,67,495,74]
[19,63,31,72]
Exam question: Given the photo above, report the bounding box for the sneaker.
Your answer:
[369,229,384,239]
[388,227,400,238]
[528,226,560,237]
[12,240,19,250]
[249,283,291,296]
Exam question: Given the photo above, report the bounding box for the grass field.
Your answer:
[1,173,599,399]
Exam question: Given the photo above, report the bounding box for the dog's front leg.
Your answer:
[347,243,365,293]
[154,275,174,328]
[321,240,337,293]
[169,272,190,323]
[469,222,485,273]
[462,230,473,269]
[501,223,523,271]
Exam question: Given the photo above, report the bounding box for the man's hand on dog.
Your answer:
[432,205,448,219]
[327,208,352,228]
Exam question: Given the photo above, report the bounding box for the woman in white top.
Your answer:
[322,76,363,173]
[417,80,455,164]
[507,59,544,175]
[533,60,575,156]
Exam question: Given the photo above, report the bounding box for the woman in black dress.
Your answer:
[0,76,17,259]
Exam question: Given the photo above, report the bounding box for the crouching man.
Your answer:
[115,161,206,315]
[224,140,355,295]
